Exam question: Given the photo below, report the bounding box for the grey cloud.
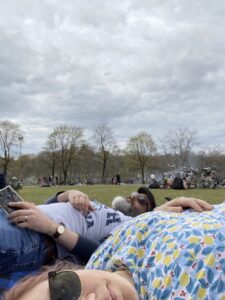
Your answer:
[0,0,225,154]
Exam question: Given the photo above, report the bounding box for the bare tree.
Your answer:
[73,144,99,183]
[161,128,198,169]
[197,145,225,174]
[47,125,83,184]
[43,138,60,180]
[126,131,156,184]
[0,120,23,177]
[92,123,116,183]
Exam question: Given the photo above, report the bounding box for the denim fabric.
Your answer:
[0,209,46,275]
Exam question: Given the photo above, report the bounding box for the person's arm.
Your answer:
[154,197,213,213]
[44,190,94,215]
[8,201,99,262]
[70,235,100,263]
[44,191,65,204]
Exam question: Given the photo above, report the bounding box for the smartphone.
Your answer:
[0,185,24,215]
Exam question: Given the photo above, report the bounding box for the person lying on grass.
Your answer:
[4,196,225,300]
[0,187,211,295]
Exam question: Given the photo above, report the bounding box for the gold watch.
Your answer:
[53,222,65,239]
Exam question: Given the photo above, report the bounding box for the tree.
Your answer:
[72,144,99,183]
[46,125,83,184]
[92,123,116,183]
[0,120,23,178]
[126,131,156,184]
[43,138,60,180]
[161,128,198,169]
[197,145,225,176]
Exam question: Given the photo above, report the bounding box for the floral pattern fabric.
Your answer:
[86,203,225,300]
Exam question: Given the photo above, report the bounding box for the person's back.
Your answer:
[116,174,121,185]
[149,180,160,189]
[171,177,184,189]
[87,202,225,299]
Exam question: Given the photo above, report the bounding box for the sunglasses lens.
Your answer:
[138,196,147,205]
[48,271,82,300]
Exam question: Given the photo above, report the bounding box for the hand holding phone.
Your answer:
[0,185,24,215]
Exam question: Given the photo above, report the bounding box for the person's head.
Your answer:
[3,262,138,300]
[112,186,156,216]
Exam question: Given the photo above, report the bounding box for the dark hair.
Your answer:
[3,260,83,300]
[137,187,156,211]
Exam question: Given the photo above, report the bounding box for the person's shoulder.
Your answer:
[90,200,110,210]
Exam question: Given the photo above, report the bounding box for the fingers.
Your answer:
[8,201,35,209]
[168,197,213,212]
[180,198,213,212]
[68,190,92,214]
[71,197,89,214]
[194,199,213,211]
[186,198,212,212]
[167,206,184,213]
[9,209,31,224]
[10,216,29,227]
[155,205,184,213]
[8,206,54,234]
[156,197,213,213]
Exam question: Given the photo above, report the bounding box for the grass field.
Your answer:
[18,184,225,207]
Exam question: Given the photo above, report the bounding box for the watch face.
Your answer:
[58,224,65,234]
[53,222,65,239]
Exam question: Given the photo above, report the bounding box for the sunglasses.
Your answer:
[136,194,148,206]
[48,271,82,300]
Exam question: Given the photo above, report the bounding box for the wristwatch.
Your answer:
[53,222,65,239]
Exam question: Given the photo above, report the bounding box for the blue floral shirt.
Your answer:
[86,203,225,300]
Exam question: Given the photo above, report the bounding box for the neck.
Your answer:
[115,269,134,286]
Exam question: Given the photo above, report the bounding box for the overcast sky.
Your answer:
[0,0,225,154]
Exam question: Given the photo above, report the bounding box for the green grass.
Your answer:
[18,185,225,207]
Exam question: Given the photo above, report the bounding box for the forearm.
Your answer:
[70,235,100,263]
[57,190,70,202]
[44,191,66,204]
[46,222,100,260]
[55,230,80,250]
[46,222,80,250]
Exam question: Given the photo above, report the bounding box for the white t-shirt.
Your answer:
[38,200,131,258]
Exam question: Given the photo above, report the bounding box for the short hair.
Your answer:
[111,196,133,215]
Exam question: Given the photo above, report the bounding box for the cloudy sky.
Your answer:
[0,0,225,154]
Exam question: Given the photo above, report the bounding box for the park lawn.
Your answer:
[18,184,225,207]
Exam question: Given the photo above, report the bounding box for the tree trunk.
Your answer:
[141,168,145,184]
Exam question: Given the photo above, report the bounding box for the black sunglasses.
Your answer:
[48,271,82,300]
[136,194,148,206]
